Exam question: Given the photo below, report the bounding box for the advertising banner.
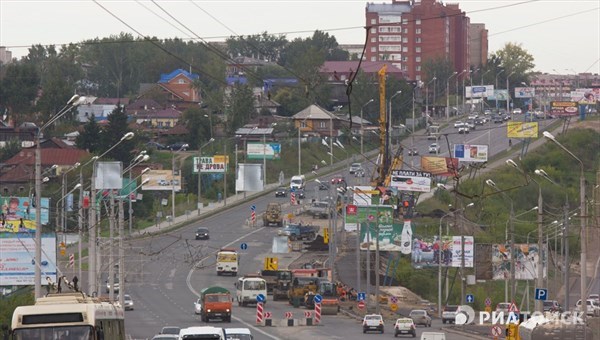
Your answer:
[94,161,123,190]
[0,233,57,285]
[550,101,579,116]
[514,87,535,98]
[420,157,459,177]
[466,85,494,98]
[236,163,264,192]
[193,156,229,173]
[488,89,509,101]
[571,88,599,104]
[351,186,379,206]
[492,243,546,280]
[0,196,50,232]
[507,122,539,138]
[390,170,432,192]
[247,143,281,160]
[453,144,488,162]
[141,170,182,191]
[97,178,137,202]
[410,235,473,268]
[354,205,406,252]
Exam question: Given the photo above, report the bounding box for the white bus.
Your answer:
[10,292,125,340]
[216,248,239,276]
[235,276,267,307]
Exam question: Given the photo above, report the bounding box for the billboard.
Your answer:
[411,235,474,268]
[141,170,182,191]
[351,186,380,206]
[0,233,57,285]
[466,85,494,98]
[247,143,281,160]
[353,205,408,252]
[492,243,546,280]
[420,157,459,177]
[193,155,229,173]
[514,87,535,98]
[236,163,264,192]
[550,101,579,116]
[453,144,488,162]
[488,89,509,101]
[0,196,51,232]
[507,122,539,138]
[390,170,432,192]
[571,88,599,104]
[475,243,493,280]
[96,178,137,202]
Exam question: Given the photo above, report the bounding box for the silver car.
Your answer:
[409,309,432,327]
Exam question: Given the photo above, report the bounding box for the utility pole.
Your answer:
[563,201,570,309]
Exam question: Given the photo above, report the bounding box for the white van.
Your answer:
[225,328,253,340]
[290,175,305,190]
[420,332,446,340]
[235,276,267,307]
[179,326,226,339]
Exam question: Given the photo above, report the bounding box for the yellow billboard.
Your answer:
[507,122,538,138]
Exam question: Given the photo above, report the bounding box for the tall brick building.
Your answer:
[365,0,486,81]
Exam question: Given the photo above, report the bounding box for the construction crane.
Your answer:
[371,65,404,187]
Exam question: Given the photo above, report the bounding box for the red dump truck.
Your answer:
[196,286,232,322]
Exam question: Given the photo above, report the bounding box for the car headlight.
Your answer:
[226,309,230,312]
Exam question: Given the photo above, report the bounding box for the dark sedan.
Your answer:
[195,227,209,240]
[275,187,287,197]
[167,142,189,151]
[294,189,306,199]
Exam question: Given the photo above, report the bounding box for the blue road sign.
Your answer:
[535,288,548,301]
[314,294,323,303]
[466,294,474,303]
[240,243,248,250]
[256,293,265,303]
[357,292,366,301]
[250,205,256,211]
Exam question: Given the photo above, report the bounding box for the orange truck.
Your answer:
[197,286,232,322]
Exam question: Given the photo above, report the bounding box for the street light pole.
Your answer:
[388,91,402,155]
[456,70,466,114]
[197,138,214,216]
[446,72,458,121]
[507,71,516,116]
[35,94,84,299]
[361,99,374,158]
[543,131,586,326]
[495,70,505,111]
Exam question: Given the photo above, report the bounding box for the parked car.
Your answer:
[363,314,385,334]
[146,141,166,150]
[543,300,563,313]
[428,143,440,154]
[394,318,416,337]
[195,227,209,240]
[409,309,432,327]
[275,187,287,197]
[442,305,458,324]
[167,142,189,151]
[349,163,363,174]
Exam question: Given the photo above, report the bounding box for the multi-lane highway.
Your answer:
[117,115,556,339]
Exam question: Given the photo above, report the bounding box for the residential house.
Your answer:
[75,97,129,123]
[337,114,374,136]
[133,107,182,129]
[137,69,201,111]
[0,121,37,148]
[292,104,342,138]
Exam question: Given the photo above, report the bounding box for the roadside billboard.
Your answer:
[571,88,599,104]
[453,144,488,162]
[351,186,379,206]
[420,157,459,177]
[514,87,535,98]
[0,196,50,231]
[236,163,264,192]
[466,85,494,98]
[247,143,281,160]
[507,122,539,138]
[390,170,432,192]
[550,101,579,116]
[193,155,229,173]
[488,89,508,101]
[0,233,57,285]
[352,205,404,252]
[141,170,182,191]
[411,235,474,268]
[492,243,546,280]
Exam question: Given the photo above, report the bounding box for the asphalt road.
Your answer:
[115,115,556,339]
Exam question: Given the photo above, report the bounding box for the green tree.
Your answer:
[227,83,255,133]
[76,115,102,153]
[494,42,535,83]
[0,62,39,120]
[0,138,22,162]
[100,107,135,163]
[181,106,211,148]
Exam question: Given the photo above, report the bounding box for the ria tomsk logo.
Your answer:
[455,305,476,325]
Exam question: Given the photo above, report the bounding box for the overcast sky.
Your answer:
[1,0,598,75]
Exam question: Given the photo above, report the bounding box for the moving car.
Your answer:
[194,298,202,314]
[275,187,287,197]
[318,181,330,191]
[152,335,178,340]
[159,326,180,335]
[349,163,363,174]
[294,188,306,199]
[225,328,253,340]
[363,314,385,334]
[492,115,504,123]
[458,126,470,134]
[428,143,440,154]
[409,309,432,327]
[105,278,120,293]
[195,227,209,240]
[442,305,458,324]
[543,300,563,313]
[166,142,189,151]
[394,318,416,337]
[122,294,134,311]
[407,148,419,156]
[512,108,522,114]
[331,175,346,185]
[453,121,464,128]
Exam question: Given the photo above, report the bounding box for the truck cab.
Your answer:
[216,248,239,276]
[235,276,267,307]
[290,175,305,190]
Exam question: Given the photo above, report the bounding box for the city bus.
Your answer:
[10,292,125,340]
[216,248,239,276]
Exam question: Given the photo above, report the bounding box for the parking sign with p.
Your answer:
[535,288,547,301]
